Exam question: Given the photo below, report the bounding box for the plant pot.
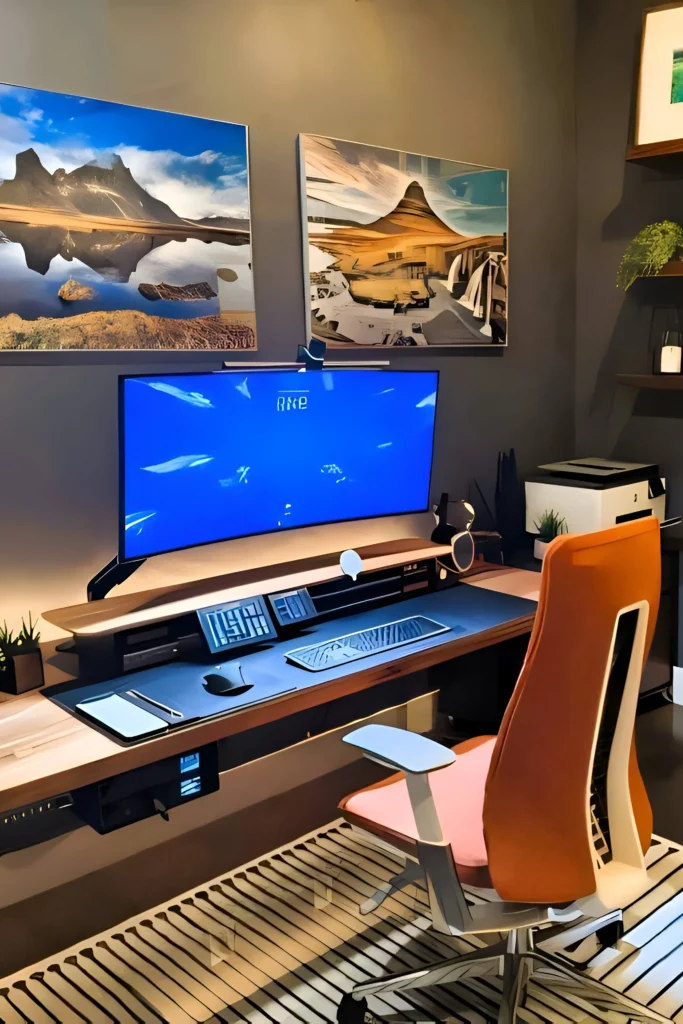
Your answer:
[0,648,44,695]
[534,538,550,560]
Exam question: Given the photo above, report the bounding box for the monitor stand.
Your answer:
[87,554,147,603]
[55,554,147,653]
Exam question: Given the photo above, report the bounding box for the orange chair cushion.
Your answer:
[339,735,496,888]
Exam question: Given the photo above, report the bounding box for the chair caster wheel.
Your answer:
[337,992,369,1023]
[597,919,624,948]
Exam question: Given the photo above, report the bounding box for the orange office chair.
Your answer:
[335,519,668,1024]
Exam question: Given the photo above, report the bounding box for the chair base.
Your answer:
[337,934,670,1023]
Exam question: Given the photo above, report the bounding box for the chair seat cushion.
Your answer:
[339,734,496,888]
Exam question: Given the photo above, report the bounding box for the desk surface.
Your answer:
[465,566,541,601]
[0,570,537,814]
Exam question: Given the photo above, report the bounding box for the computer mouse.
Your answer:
[203,663,253,697]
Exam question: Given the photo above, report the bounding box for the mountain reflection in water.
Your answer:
[0,221,245,281]
[0,229,250,321]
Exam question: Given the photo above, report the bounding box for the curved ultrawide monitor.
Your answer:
[120,368,439,561]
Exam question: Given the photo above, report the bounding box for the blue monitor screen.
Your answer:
[120,369,438,560]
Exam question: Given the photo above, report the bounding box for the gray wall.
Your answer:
[0,0,577,635]
[576,0,683,514]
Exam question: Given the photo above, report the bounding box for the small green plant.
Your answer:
[534,509,567,542]
[0,614,40,673]
[617,220,683,290]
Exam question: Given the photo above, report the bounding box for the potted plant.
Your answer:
[0,614,44,695]
[617,220,683,290]
[533,510,567,560]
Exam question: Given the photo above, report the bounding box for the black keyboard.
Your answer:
[285,615,451,672]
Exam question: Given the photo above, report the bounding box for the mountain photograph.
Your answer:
[0,84,256,351]
[299,134,508,348]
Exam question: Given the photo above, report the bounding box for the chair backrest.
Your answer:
[483,519,660,906]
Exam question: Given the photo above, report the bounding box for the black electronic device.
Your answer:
[84,366,438,604]
[306,560,435,617]
[430,493,476,574]
[120,369,438,563]
[286,615,454,672]
[296,338,326,368]
[64,597,276,685]
[197,595,277,655]
[431,493,476,541]
[71,742,219,834]
[72,613,204,683]
[0,795,79,856]
[59,556,450,687]
[203,663,252,697]
[269,588,317,627]
[536,458,660,487]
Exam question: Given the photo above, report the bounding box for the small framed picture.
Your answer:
[631,3,683,157]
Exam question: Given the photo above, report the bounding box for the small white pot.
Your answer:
[534,538,550,560]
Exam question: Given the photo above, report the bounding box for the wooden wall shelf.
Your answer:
[624,261,683,279]
[655,261,683,277]
[617,374,683,390]
[627,139,683,160]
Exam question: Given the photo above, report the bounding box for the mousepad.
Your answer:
[48,661,296,746]
[122,663,295,725]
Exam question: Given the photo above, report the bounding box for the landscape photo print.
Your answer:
[299,134,508,348]
[0,84,256,351]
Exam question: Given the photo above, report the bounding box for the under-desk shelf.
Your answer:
[616,374,683,390]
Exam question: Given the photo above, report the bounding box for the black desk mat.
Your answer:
[46,585,536,746]
[49,662,296,745]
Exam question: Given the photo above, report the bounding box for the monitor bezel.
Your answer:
[118,367,439,563]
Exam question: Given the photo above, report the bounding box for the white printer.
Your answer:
[525,458,666,535]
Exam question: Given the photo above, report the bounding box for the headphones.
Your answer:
[431,493,476,574]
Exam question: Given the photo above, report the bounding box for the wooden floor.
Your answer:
[0,758,393,979]
[2,821,683,1023]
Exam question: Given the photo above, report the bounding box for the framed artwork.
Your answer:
[298,133,508,348]
[0,84,256,351]
[631,3,683,158]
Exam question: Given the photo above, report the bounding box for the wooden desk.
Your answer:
[0,578,536,815]
[464,566,541,602]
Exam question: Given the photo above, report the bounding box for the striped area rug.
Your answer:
[1,822,682,1023]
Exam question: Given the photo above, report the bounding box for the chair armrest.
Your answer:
[343,724,455,774]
